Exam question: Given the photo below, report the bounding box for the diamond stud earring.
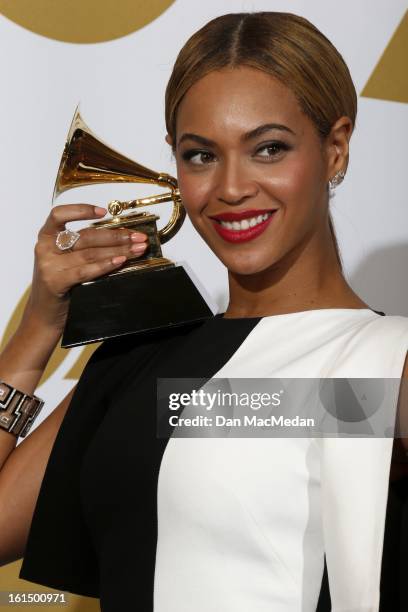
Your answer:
[329,170,346,191]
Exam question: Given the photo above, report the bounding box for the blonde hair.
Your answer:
[165,12,358,267]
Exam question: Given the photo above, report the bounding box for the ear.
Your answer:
[325,116,353,181]
[165,133,173,147]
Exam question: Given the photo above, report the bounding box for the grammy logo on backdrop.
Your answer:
[53,108,213,348]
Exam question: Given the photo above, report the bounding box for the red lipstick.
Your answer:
[209,208,278,243]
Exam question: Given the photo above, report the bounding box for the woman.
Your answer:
[0,11,407,612]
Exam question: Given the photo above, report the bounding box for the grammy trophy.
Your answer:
[53,108,213,348]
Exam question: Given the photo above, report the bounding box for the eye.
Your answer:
[181,149,216,165]
[255,141,290,160]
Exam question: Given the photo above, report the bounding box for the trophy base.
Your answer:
[61,264,214,348]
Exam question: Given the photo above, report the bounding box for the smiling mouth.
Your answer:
[216,212,273,231]
[209,210,278,243]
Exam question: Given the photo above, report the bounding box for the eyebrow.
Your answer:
[177,123,296,147]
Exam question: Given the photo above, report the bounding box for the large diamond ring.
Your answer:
[55,229,80,251]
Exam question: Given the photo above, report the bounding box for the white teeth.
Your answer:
[219,212,274,231]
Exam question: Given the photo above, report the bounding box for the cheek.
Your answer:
[265,158,327,245]
[258,154,327,257]
[265,154,323,204]
[176,165,212,219]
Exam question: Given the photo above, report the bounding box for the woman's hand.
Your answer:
[24,204,148,333]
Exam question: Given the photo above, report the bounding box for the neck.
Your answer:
[224,234,367,318]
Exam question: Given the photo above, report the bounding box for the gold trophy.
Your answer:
[53,108,213,347]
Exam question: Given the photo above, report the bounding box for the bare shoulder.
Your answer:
[403,352,408,378]
[395,352,408,460]
[400,350,408,445]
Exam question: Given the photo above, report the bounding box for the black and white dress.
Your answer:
[19,308,408,611]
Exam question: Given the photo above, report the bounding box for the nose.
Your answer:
[215,156,258,206]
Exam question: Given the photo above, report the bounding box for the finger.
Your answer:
[71,227,148,251]
[56,256,131,295]
[57,241,148,269]
[40,204,107,235]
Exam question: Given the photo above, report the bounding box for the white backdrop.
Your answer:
[0,0,407,428]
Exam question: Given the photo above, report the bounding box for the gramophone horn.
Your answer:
[53,107,185,244]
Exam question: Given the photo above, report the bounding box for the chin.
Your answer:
[220,252,279,276]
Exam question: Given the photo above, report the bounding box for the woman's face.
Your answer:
[170,66,337,275]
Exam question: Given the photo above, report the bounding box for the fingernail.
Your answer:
[94,206,107,216]
[131,243,147,253]
[130,232,147,242]
[112,255,126,264]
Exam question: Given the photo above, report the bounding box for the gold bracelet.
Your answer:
[0,381,44,438]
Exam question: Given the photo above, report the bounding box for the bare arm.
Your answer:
[390,352,408,482]
[397,352,408,451]
[0,313,63,469]
[0,386,75,566]
[0,203,148,566]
